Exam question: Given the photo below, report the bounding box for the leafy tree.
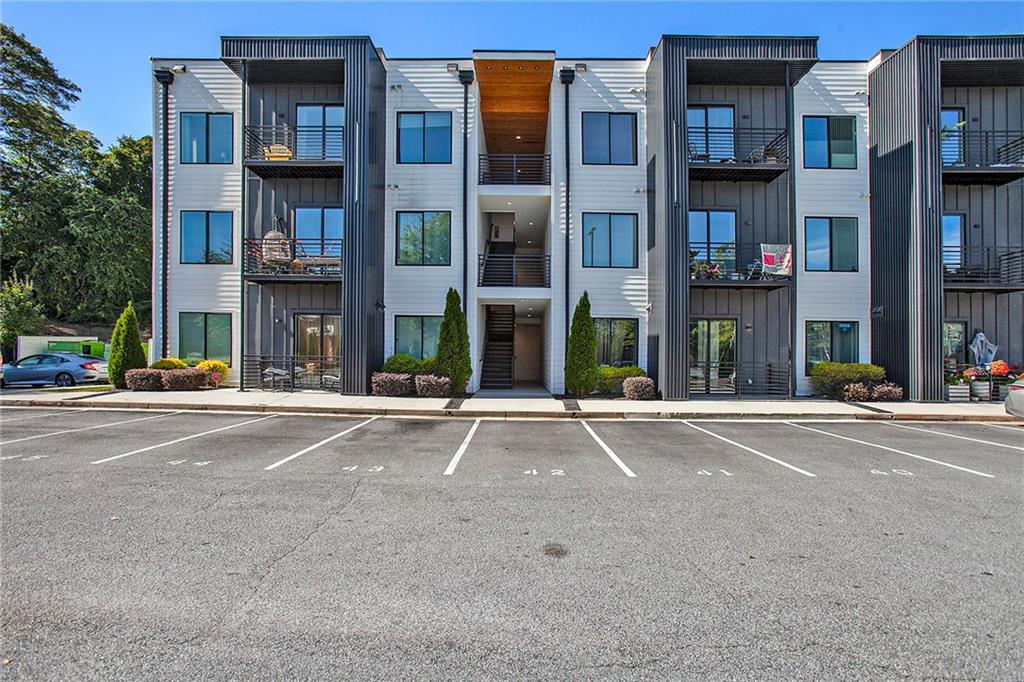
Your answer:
[565,291,598,396]
[89,135,152,208]
[434,288,471,393]
[107,301,147,388]
[0,273,45,349]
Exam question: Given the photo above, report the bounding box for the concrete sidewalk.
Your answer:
[0,386,1019,421]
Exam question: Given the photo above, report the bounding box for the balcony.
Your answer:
[479,154,550,185]
[689,361,791,398]
[478,254,550,288]
[244,125,344,179]
[243,355,341,392]
[688,242,792,288]
[941,129,1024,185]
[942,246,1024,292]
[243,237,343,282]
[686,127,789,182]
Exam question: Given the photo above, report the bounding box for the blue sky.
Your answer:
[5,1,1021,147]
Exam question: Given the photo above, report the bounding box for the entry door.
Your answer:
[688,319,737,395]
[513,324,542,384]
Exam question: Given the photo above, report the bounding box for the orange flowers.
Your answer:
[989,360,1010,376]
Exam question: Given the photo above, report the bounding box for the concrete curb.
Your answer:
[1,397,1021,422]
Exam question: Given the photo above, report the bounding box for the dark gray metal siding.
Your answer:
[944,291,1023,365]
[690,288,791,366]
[247,178,343,240]
[248,83,345,126]
[688,179,790,242]
[247,282,343,356]
[644,45,666,395]
[675,36,817,60]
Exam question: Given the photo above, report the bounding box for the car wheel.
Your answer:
[55,373,75,388]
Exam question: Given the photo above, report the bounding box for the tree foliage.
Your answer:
[434,288,471,394]
[0,273,45,348]
[565,291,598,396]
[108,301,147,388]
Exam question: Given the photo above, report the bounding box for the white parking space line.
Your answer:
[980,423,1024,433]
[264,417,377,471]
[785,422,995,478]
[443,419,480,476]
[0,411,69,423]
[883,422,1024,452]
[0,411,182,446]
[92,415,277,464]
[681,420,817,478]
[581,421,636,478]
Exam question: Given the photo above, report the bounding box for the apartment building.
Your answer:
[151,34,1023,400]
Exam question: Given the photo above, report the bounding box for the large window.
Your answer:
[582,213,638,268]
[294,314,341,359]
[398,112,451,164]
[396,211,451,266]
[594,318,638,367]
[804,217,858,272]
[179,313,231,365]
[943,321,967,365]
[582,112,637,165]
[942,213,965,270]
[803,116,856,169]
[395,316,442,360]
[180,112,232,164]
[687,105,735,162]
[805,321,859,374]
[295,207,344,257]
[689,318,737,395]
[181,211,232,264]
[689,209,737,274]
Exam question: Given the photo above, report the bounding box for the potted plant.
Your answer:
[690,259,721,280]
[989,360,1013,401]
[963,366,991,400]
[945,372,970,402]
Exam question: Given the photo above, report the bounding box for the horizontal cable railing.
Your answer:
[689,242,792,281]
[478,253,550,287]
[942,246,1024,285]
[243,355,342,392]
[478,154,551,184]
[686,127,789,165]
[689,361,791,398]
[244,237,343,277]
[940,129,1024,168]
[244,125,344,161]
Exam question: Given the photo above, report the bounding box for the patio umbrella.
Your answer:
[968,330,998,366]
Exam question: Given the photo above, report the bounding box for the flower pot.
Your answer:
[946,384,970,402]
[970,380,992,400]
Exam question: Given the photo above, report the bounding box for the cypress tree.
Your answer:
[108,301,147,388]
[564,291,598,396]
[434,288,472,394]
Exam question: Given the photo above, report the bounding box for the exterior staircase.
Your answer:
[481,305,515,389]
[480,241,516,286]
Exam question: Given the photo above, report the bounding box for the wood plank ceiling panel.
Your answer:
[474,59,554,154]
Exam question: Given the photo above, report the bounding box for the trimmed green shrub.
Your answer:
[415,374,451,398]
[161,368,210,391]
[125,368,164,391]
[596,365,646,395]
[564,291,598,396]
[434,288,471,394]
[809,362,886,399]
[108,301,147,388]
[383,353,436,376]
[371,372,414,396]
[152,357,187,370]
[196,359,229,386]
[622,376,656,400]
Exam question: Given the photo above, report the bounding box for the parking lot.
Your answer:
[1,406,1021,678]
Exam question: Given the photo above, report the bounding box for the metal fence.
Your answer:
[941,246,1024,286]
[478,154,551,184]
[940,129,1024,168]
[686,127,789,164]
[243,238,343,277]
[243,355,341,392]
[478,254,550,287]
[689,361,791,397]
[244,125,344,161]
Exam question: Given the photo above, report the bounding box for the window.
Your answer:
[687,105,735,161]
[295,207,344,257]
[593,318,638,366]
[294,314,341,359]
[942,213,965,270]
[296,104,344,160]
[803,116,856,169]
[180,113,232,164]
[396,211,451,265]
[689,210,737,274]
[181,211,232,264]
[398,112,451,163]
[179,313,231,365]
[940,108,964,165]
[582,112,637,165]
[582,213,638,268]
[943,321,967,365]
[395,316,443,360]
[804,217,858,272]
[805,321,859,374]
[689,319,738,395]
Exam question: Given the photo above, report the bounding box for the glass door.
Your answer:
[294,313,342,387]
[687,105,735,161]
[296,104,344,160]
[942,213,965,273]
[295,207,344,260]
[688,210,737,278]
[940,108,964,166]
[688,319,737,395]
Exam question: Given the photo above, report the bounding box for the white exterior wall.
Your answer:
[793,62,872,395]
[152,60,242,381]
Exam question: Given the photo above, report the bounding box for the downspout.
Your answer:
[154,69,175,360]
[559,68,575,344]
[458,69,475,312]
[239,60,247,390]
[785,63,797,399]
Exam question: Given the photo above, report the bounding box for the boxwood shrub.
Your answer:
[371,372,414,396]
[809,362,886,399]
[151,357,188,370]
[596,366,646,395]
[415,374,452,398]
[622,376,656,400]
[161,368,211,391]
[382,354,435,376]
[125,368,164,391]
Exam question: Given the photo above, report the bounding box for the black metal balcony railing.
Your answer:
[479,154,551,185]
[243,355,341,392]
[689,361,791,397]
[244,125,344,161]
[942,246,1024,286]
[478,254,550,287]
[687,127,789,165]
[689,242,792,282]
[940,129,1024,168]
[244,237,343,278]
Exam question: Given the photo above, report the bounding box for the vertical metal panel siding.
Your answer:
[644,46,666,395]
[678,37,817,60]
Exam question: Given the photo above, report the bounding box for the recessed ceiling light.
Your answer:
[507,202,512,206]
[515,135,522,140]
[527,240,532,244]
[529,222,533,225]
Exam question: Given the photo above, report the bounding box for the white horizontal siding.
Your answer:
[793,62,872,395]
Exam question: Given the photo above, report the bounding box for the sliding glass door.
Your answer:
[687,105,735,161]
[296,104,344,160]
[689,319,737,395]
